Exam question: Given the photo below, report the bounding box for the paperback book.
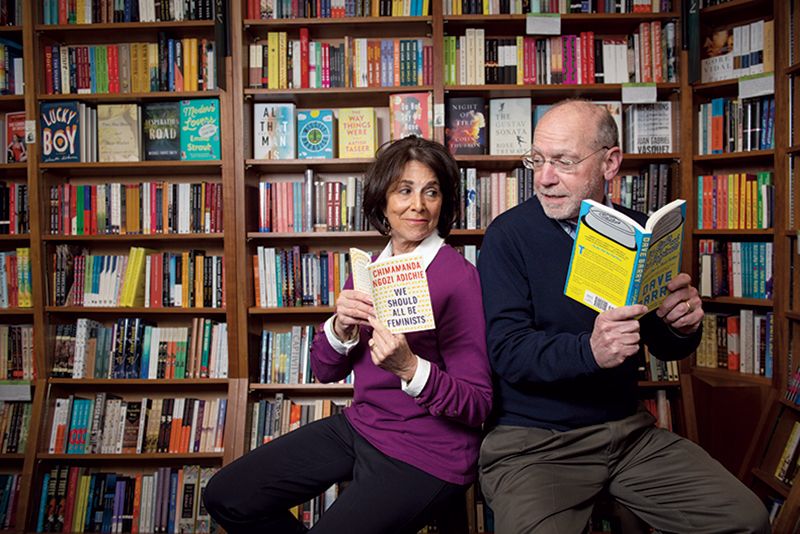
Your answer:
[445,97,487,155]
[180,99,221,161]
[40,101,81,163]
[4,111,25,163]
[350,248,435,334]
[253,103,296,160]
[389,92,432,141]
[338,108,377,159]
[143,102,180,161]
[97,104,141,162]
[489,98,531,156]
[564,199,686,314]
[297,109,335,159]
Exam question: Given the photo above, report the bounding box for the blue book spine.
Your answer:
[167,471,179,533]
[168,39,175,91]
[35,474,50,532]
[89,46,97,94]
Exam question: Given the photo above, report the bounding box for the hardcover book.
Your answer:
[350,248,435,334]
[4,111,25,163]
[97,104,141,162]
[389,92,432,141]
[40,101,81,163]
[253,103,296,160]
[626,102,673,154]
[297,109,335,159]
[489,98,531,156]
[337,107,378,159]
[180,99,221,161]
[564,199,686,314]
[445,97,487,155]
[701,27,734,83]
[143,102,180,161]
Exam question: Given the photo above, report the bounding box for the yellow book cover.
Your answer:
[564,199,686,313]
[337,108,377,159]
[350,248,435,334]
[120,247,141,307]
[268,32,279,90]
[97,104,141,162]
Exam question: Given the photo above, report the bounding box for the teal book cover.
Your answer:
[297,109,335,159]
[180,99,221,161]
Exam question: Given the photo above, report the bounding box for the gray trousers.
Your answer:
[479,409,770,534]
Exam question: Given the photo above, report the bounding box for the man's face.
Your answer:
[532,108,607,220]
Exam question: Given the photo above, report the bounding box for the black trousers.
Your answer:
[204,413,466,534]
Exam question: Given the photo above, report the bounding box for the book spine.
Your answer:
[628,234,650,306]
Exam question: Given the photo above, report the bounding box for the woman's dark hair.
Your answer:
[363,136,461,238]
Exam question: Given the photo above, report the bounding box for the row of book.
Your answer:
[48,181,224,236]
[694,311,774,377]
[0,1,20,25]
[247,0,429,18]
[0,325,33,380]
[35,465,217,534]
[250,394,350,449]
[0,40,22,95]
[697,96,775,155]
[608,164,672,216]
[0,248,31,308]
[48,394,227,455]
[40,99,221,163]
[41,0,216,24]
[0,181,27,235]
[248,31,432,90]
[444,22,677,86]
[52,317,228,380]
[0,402,30,453]
[0,474,19,530]
[258,326,316,385]
[698,240,773,300]
[773,422,800,486]
[701,19,773,83]
[253,247,350,308]
[642,349,679,383]
[444,0,671,14]
[696,172,774,230]
[53,246,226,309]
[43,38,217,96]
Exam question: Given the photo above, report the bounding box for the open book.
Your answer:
[350,248,436,334]
[564,199,686,313]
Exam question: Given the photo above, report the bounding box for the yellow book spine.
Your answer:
[517,36,524,85]
[195,255,204,309]
[279,32,287,89]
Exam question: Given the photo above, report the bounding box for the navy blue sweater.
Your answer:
[478,196,701,431]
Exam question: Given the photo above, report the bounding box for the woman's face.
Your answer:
[384,160,442,255]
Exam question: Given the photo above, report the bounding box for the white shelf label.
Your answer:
[738,72,774,99]
[0,382,31,401]
[434,103,445,128]
[621,83,657,104]
[526,14,561,35]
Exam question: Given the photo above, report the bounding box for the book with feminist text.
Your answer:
[564,199,686,314]
[350,248,435,334]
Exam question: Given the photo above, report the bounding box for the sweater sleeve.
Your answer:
[309,277,357,383]
[478,223,600,384]
[640,310,702,361]
[413,265,493,428]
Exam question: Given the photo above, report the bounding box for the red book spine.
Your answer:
[300,28,310,88]
[45,46,55,95]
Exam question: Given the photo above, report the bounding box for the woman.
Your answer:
[204,136,492,534]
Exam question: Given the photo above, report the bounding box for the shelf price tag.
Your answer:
[526,14,561,35]
[738,72,774,99]
[0,381,31,401]
[434,103,445,128]
[621,83,657,104]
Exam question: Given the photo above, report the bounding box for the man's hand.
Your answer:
[656,273,703,335]
[590,305,648,368]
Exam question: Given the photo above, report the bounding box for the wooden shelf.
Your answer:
[0,233,29,241]
[700,296,773,307]
[42,233,224,242]
[700,0,771,16]
[248,230,381,239]
[246,86,434,108]
[0,26,21,32]
[246,158,374,173]
[249,306,334,315]
[46,306,227,315]
[39,160,223,176]
[693,150,774,163]
[786,311,800,322]
[244,16,432,27]
[787,144,800,155]
[752,468,790,497]
[0,308,32,315]
[0,454,25,462]
[786,63,800,77]
[444,83,679,99]
[779,398,800,414]
[692,228,774,237]
[250,383,353,394]
[38,90,220,103]
[49,378,229,388]
[35,20,214,32]
[37,452,224,461]
[638,380,681,388]
[691,366,772,387]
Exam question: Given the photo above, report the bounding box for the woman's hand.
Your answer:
[367,316,418,382]
[333,289,374,341]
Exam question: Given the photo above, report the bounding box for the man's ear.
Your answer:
[602,146,623,182]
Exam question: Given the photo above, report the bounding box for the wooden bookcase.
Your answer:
[1,0,795,532]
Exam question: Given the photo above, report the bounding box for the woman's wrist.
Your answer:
[333,314,356,342]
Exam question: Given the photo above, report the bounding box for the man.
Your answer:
[477,99,769,533]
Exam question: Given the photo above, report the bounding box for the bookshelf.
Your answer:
[1,0,792,532]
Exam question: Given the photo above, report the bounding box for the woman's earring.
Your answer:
[383,215,391,231]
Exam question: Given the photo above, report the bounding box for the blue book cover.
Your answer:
[253,103,296,160]
[180,99,221,161]
[40,101,81,162]
[297,109,335,159]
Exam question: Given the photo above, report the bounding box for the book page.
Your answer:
[637,200,686,310]
[367,253,435,334]
[349,248,373,295]
[564,200,645,312]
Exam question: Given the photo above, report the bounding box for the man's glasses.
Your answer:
[521,146,611,174]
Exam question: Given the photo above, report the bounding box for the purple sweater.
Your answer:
[310,245,493,485]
